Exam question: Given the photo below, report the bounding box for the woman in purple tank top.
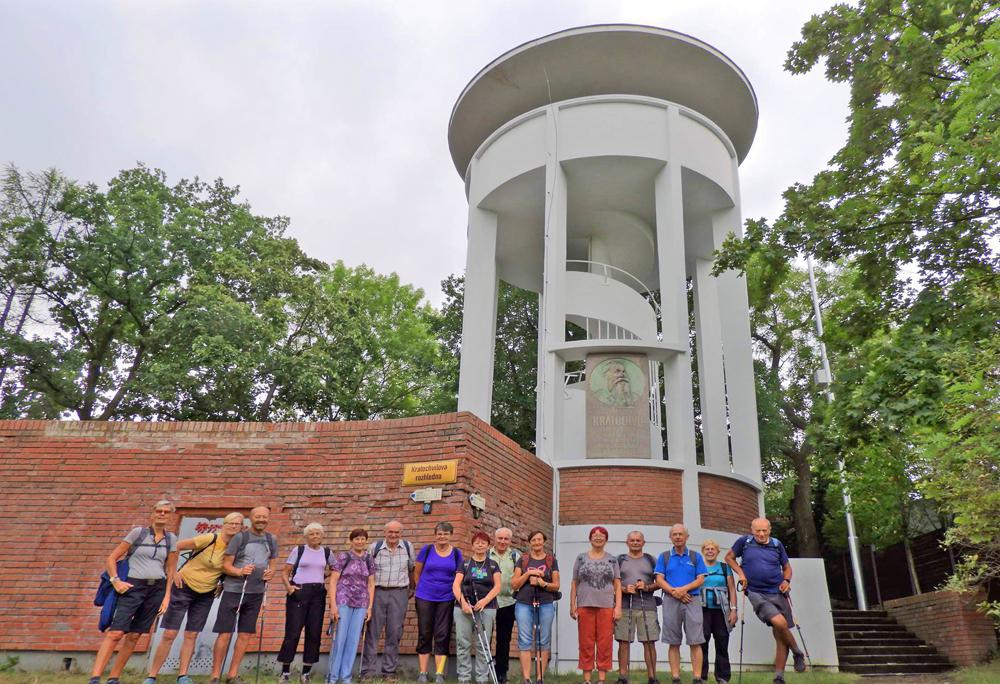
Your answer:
[413,522,463,684]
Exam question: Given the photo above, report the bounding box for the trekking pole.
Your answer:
[532,585,542,684]
[221,575,249,678]
[471,584,500,684]
[254,589,267,684]
[356,611,369,682]
[737,580,747,684]
[785,592,814,671]
[144,613,161,676]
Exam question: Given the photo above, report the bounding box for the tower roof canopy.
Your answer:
[448,24,759,176]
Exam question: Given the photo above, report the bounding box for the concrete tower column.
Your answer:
[457,205,499,421]
[693,254,730,470]
[536,107,568,465]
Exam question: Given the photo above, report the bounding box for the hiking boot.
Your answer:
[435,675,446,684]
[417,674,429,684]
[793,651,807,673]
[617,678,628,684]
[772,676,785,684]
[671,678,681,684]
[87,678,100,684]
[648,678,659,684]
[107,679,120,684]
[208,679,220,684]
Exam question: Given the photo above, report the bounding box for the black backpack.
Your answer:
[290,544,333,580]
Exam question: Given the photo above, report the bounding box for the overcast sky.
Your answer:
[1,0,849,306]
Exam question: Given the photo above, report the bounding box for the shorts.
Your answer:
[213,591,265,634]
[747,591,794,628]
[109,578,167,634]
[160,582,217,632]
[515,601,555,651]
[614,608,659,642]
[660,597,704,646]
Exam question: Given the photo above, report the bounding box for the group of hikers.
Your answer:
[90,502,808,684]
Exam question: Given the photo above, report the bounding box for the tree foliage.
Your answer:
[0,165,454,422]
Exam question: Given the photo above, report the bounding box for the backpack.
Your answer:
[618,552,662,606]
[417,544,461,571]
[372,539,415,567]
[236,530,277,559]
[290,544,332,581]
[178,533,217,571]
[94,527,176,631]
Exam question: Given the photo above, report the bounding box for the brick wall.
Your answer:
[558,466,682,525]
[0,413,552,656]
[698,473,759,534]
[884,590,998,666]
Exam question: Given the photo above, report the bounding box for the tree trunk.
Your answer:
[789,444,823,557]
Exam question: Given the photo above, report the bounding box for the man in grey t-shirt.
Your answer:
[210,506,278,684]
[615,531,660,684]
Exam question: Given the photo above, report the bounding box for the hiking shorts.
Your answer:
[213,591,265,634]
[109,578,167,634]
[161,582,217,632]
[747,591,794,628]
[660,597,705,646]
[614,607,659,642]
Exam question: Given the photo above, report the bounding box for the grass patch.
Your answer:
[0,672,860,684]
[954,661,1000,683]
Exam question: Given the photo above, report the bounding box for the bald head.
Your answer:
[751,518,772,544]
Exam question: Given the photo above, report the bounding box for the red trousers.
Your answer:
[577,606,614,671]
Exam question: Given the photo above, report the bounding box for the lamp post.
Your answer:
[806,255,868,611]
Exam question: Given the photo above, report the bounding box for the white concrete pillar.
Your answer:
[537,107,568,465]
[713,163,762,485]
[457,206,499,421]
[656,107,701,529]
[693,255,730,469]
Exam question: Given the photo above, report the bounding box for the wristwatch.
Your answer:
[111,576,120,583]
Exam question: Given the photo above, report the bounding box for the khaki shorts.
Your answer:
[614,608,659,642]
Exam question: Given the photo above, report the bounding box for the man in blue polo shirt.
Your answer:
[725,518,806,684]
[654,524,707,684]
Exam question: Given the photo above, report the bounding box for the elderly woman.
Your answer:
[144,511,244,684]
[414,522,463,684]
[278,522,332,683]
[89,500,178,684]
[452,531,502,684]
[570,526,622,684]
[327,528,376,684]
[511,530,560,684]
[699,539,737,684]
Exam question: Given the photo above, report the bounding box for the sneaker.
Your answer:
[226,677,246,684]
[617,678,628,684]
[671,679,681,684]
[301,674,312,684]
[279,675,291,684]
[793,652,807,673]
[87,678,101,684]
[772,676,785,684]
[177,677,195,684]
[648,679,659,684]
[142,678,156,684]
[417,674,429,684]
[209,679,220,684]
[107,679,120,684]
[435,675,446,684]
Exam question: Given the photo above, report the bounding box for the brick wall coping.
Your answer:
[555,459,761,491]
[0,411,525,450]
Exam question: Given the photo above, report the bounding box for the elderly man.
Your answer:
[211,506,278,684]
[615,530,659,684]
[654,524,707,684]
[489,527,521,684]
[725,518,806,684]
[360,520,415,682]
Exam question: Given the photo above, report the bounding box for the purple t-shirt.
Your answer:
[332,551,376,608]
[286,545,330,585]
[415,545,463,603]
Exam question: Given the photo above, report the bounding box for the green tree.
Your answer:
[438,275,539,450]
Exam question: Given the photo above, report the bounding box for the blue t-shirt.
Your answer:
[654,547,708,596]
[415,544,464,602]
[702,562,730,608]
[730,535,789,595]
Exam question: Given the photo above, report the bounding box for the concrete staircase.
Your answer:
[833,609,952,676]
